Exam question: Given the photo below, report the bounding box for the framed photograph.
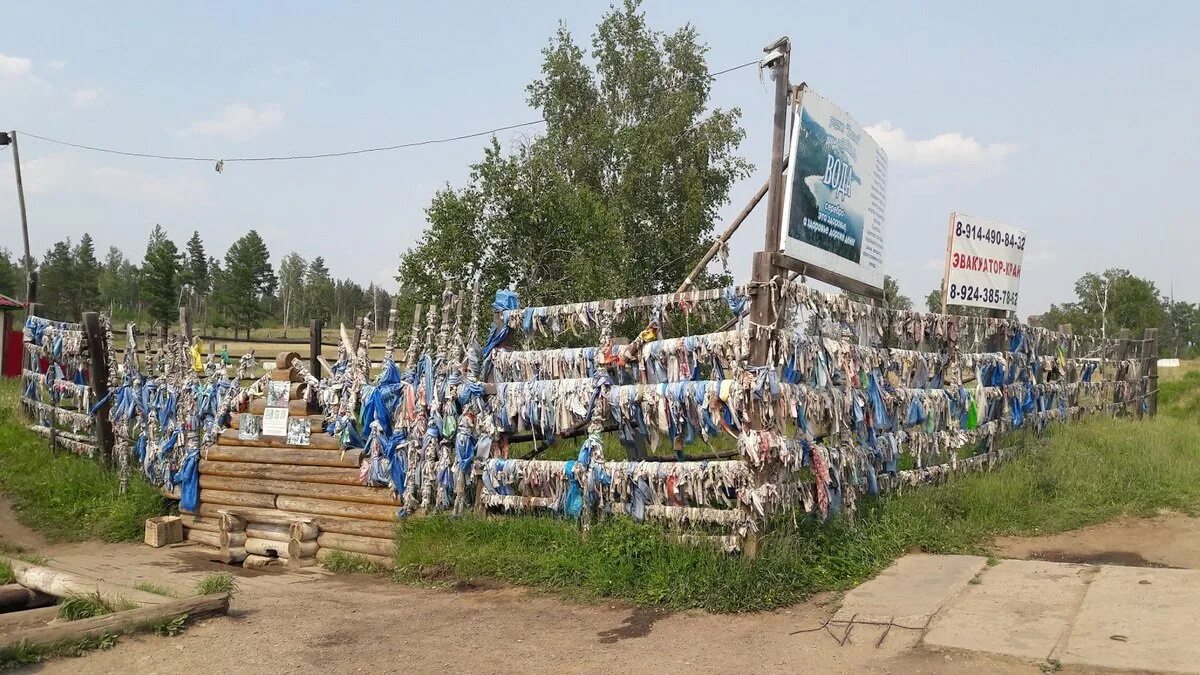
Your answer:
[262,407,289,436]
[237,413,261,440]
[266,381,290,408]
[287,418,312,446]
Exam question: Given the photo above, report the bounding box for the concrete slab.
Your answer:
[1060,565,1200,674]
[923,559,1095,660]
[832,553,986,625]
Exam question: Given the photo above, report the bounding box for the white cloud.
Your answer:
[71,87,104,107]
[866,121,1018,170]
[90,166,208,205]
[48,60,67,71]
[184,102,284,141]
[0,53,33,79]
[0,153,73,195]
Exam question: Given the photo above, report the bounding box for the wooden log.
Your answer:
[218,428,340,450]
[316,548,393,569]
[275,351,301,369]
[289,521,319,540]
[231,412,321,430]
[202,445,359,468]
[200,460,362,485]
[0,583,56,611]
[286,539,319,558]
[244,537,291,559]
[199,489,277,509]
[243,554,287,570]
[219,531,248,548]
[5,558,170,607]
[276,496,399,523]
[0,605,59,631]
[219,546,247,564]
[219,511,248,532]
[199,475,401,506]
[244,523,291,542]
[179,514,220,532]
[287,556,317,570]
[316,532,394,558]
[185,529,220,549]
[248,398,309,416]
[194,503,396,538]
[0,593,230,652]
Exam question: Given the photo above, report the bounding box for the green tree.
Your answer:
[397,0,750,326]
[213,230,277,338]
[38,239,75,320]
[278,252,306,336]
[1041,269,1164,340]
[141,224,182,326]
[1162,300,1199,358]
[0,248,22,299]
[304,257,333,324]
[73,233,101,312]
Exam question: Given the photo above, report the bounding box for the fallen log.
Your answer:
[199,475,401,506]
[199,460,362,485]
[194,503,395,538]
[316,532,395,558]
[316,548,393,569]
[202,445,360,468]
[0,605,59,630]
[5,558,169,607]
[0,583,56,611]
[0,593,229,652]
[198,489,277,509]
[275,496,399,523]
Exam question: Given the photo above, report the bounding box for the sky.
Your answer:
[2,1,1198,317]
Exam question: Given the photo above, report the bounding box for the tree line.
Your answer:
[0,226,392,339]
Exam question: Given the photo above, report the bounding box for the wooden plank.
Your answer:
[198,489,277,509]
[276,496,399,523]
[192,503,397,538]
[316,532,394,558]
[218,428,340,450]
[199,475,400,506]
[0,593,229,652]
[202,445,360,468]
[199,460,362,485]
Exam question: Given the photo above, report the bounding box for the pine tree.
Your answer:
[213,230,277,339]
[0,248,21,299]
[278,252,307,336]
[38,239,75,320]
[304,257,333,324]
[73,234,101,313]
[142,224,182,326]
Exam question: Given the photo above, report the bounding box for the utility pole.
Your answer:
[1,131,33,301]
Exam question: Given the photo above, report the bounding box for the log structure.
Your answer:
[180,353,399,569]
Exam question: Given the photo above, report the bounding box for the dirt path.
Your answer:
[990,511,1200,569]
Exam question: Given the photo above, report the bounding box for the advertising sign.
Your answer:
[942,212,1026,312]
[780,87,888,291]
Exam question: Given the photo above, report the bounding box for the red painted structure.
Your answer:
[0,293,25,378]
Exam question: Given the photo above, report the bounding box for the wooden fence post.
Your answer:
[82,312,115,467]
[309,319,323,378]
[179,305,192,345]
[1112,328,1131,414]
[1141,327,1158,419]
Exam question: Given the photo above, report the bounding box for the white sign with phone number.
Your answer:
[943,212,1026,313]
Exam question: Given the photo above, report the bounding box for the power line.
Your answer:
[14,59,761,165]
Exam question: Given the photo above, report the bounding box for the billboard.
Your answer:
[780,87,888,291]
[942,212,1026,312]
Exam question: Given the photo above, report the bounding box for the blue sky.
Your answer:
[2,1,1197,316]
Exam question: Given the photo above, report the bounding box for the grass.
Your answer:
[1159,369,1200,420]
[0,633,119,670]
[0,558,11,585]
[320,550,386,575]
[133,581,177,597]
[0,380,167,543]
[196,572,238,596]
[57,592,136,621]
[394,409,1200,613]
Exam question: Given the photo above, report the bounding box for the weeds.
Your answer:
[57,592,135,621]
[133,581,177,597]
[196,572,238,596]
[320,550,385,575]
[0,381,166,543]
[151,615,187,637]
[0,633,119,669]
[0,558,12,585]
